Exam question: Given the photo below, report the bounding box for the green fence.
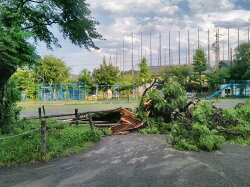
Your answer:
[231,80,250,97]
[38,83,87,102]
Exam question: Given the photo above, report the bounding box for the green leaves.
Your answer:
[0,0,102,49]
[136,57,152,86]
[230,43,250,80]
[92,61,120,86]
[34,55,71,83]
[192,48,208,73]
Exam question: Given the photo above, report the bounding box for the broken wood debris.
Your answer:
[111,108,143,135]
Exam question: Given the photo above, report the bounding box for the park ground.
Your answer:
[0,99,248,186]
[18,98,247,118]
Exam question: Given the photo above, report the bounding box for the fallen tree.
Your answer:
[136,81,250,151]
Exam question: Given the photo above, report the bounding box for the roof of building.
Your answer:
[219,60,232,69]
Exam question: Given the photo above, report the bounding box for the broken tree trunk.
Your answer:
[111,108,144,135]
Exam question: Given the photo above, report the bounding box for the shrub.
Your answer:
[0,79,21,134]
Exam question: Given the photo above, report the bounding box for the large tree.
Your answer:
[230,43,250,80]
[0,0,102,93]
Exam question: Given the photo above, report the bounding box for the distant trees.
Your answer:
[161,65,192,88]
[229,43,250,80]
[92,61,120,85]
[136,57,152,86]
[34,55,71,83]
[192,48,208,91]
[12,68,37,99]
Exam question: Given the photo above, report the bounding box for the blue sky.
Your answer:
[36,0,250,75]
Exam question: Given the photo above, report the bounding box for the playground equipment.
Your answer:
[206,80,250,100]
[38,83,87,102]
[94,84,135,101]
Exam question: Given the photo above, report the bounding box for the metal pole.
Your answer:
[228,28,230,61]
[141,33,143,61]
[169,30,171,65]
[122,39,125,76]
[131,33,134,77]
[159,32,162,66]
[208,29,210,65]
[218,29,220,63]
[188,30,190,65]
[150,32,152,66]
[178,30,180,65]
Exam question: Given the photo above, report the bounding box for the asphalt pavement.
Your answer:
[0,134,249,187]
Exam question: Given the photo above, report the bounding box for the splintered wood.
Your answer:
[111,108,143,135]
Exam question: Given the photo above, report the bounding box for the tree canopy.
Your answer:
[161,65,191,88]
[229,43,250,80]
[34,55,71,83]
[136,57,152,86]
[92,61,120,85]
[0,0,102,49]
[0,0,102,93]
[192,48,208,74]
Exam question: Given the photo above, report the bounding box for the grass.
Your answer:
[0,119,111,166]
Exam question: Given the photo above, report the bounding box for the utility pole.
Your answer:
[228,28,230,61]
[214,29,221,67]
[208,29,210,65]
[141,33,143,61]
[178,30,181,65]
[131,33,134,77]
[150,32,152,66]
[188,30,190,65]
[122,39,125,76]
[218,29,220,63]
[169,30,171,65]
[159,32,162,66]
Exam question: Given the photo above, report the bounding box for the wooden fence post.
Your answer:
[38,107,42,119]
[88,113,95,131]
[75,109,79,125]
[41,120,46,158]
[42,105,46,116]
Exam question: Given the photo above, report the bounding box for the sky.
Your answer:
[36,0,250,75]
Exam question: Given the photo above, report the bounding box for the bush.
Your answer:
[0,79,21,134]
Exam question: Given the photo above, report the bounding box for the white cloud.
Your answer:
[36,0,250,74]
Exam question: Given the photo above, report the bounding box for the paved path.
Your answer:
[0,134,250,187]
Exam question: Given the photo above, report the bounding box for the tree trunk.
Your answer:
[0,64,16,97]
